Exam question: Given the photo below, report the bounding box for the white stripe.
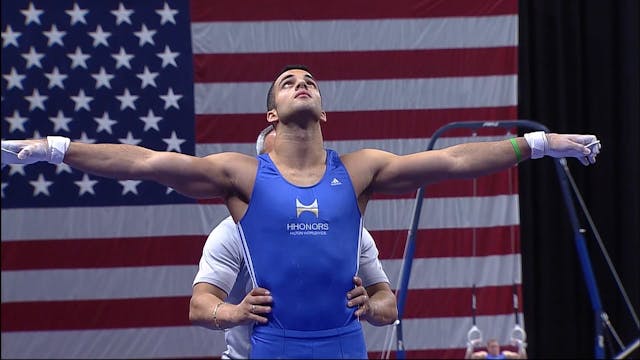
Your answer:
[363,314,526,351]
[0,326,227,359]
[1,255,519,302]
[1,195,517,241]
[0,316,525,358]
[191,16,517,54]
[195,76,517,114]
[383,254,522,290]
[365,195,520,231]
[196,135,516,157]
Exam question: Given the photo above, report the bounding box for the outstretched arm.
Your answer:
[1,136,254,199]
[356,132,601,194]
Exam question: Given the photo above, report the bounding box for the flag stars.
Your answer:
[140,109,162,131]
[49,110,73,132]
[119,131,142,145]
[92,67,114,89]
[5,110,28,132]
[111,3,134,25]
[112,47,134,69]
[134,24,156,46]
[2,25,21,48]
[8,164,27,176]
[137,66,158,88]
[156,2,178,25]
[94,112,117,134]
[163,131,186,152]
[119,180,141,195]
[43,24,67,47]
[22,46,45,69]
[68,47,90,69]
[76,131,96,144]
[30,174,54,196]
[116,88,138,110]
[21,2,44,26]
[55,162,73,174]
[25,88,48,111]
[70,89,93,111]
[157,45,179,68]
[160,87,182,109]
[66,3,89,26]
[89,25,111,47]
[74,174,99,196]
[3,67,26,90]
[45,67,68,89]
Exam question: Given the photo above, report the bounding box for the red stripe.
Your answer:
[1,286,522,331]
[372,227,521,260]
[401,285,524,318]
[198,167,519,204]
[368,349,468,359]
[193,48,517,83]
[190,0,517,22]
[1,225,520,270]
[1,297,189,331]
[195,107,518,143]
[1,235,204,270]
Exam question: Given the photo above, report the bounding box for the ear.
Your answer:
[320,111,327,123]
[267,109,278,124]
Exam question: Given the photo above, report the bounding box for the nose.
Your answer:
[295,78,308,90]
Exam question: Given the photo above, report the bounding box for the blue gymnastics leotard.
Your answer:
[238,149,366,359]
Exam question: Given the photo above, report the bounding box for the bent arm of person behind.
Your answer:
[348,228,398,326]
[189,217,272,332]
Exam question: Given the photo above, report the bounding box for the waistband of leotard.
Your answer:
[253,320,362,339]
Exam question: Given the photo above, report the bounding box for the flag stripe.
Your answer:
[195,107,518,142]
[191,16,517,54]
[194,47,517,83]
[191,0,517,21]
[198,170,519,204]
[2,256,521,303]
[1,195,519,241]
[0,315,523,359]
[1,285,521,331]
[194,76,517,114]
[1,226,519,270]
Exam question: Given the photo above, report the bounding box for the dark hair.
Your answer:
[266,64,312,111]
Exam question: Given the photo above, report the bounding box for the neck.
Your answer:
[270,122,325,169]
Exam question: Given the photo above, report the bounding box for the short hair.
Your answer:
[255,124,274,155]
[266,64,313,111]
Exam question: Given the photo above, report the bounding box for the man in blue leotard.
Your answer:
[1,65,601,358]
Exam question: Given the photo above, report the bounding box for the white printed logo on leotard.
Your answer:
[295,198,319,218]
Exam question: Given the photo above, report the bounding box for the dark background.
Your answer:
[518,0,639,358]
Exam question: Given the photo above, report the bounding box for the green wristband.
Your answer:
[510,138,522,163]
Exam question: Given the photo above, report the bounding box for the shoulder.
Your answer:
[204,216,239,249]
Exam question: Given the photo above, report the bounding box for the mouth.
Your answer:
[295,91,311,98]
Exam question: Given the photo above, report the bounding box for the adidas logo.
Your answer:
[330,178,342,186]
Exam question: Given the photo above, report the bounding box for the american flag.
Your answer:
[2,0,522,358]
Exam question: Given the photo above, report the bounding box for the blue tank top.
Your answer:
[238,149,362,331]
[486,354,507,359]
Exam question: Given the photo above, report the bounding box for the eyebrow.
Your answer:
[277,73,315,87]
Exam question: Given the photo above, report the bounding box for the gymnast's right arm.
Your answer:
[1,136,254,199]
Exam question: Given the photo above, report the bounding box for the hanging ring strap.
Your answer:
[467,324,483,345]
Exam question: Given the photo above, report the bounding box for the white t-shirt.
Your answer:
[193,216,390,359]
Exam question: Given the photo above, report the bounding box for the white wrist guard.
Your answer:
[47,136,70,164]
[524,131,548,159]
